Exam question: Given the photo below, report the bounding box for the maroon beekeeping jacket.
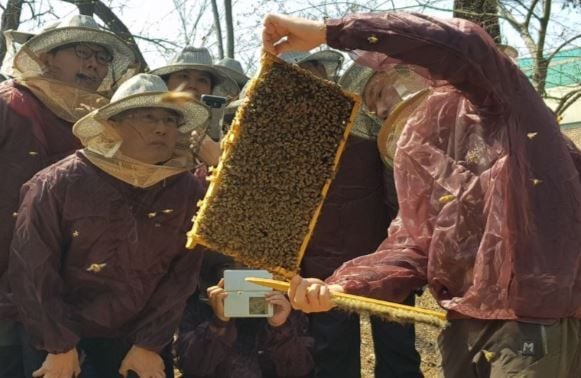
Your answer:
[301,135,396,280]
[325,13,581,321]
[2,152,206,353]
[0,80,81,278]
[175,291,314,378]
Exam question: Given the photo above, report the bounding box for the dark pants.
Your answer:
[19,325,175,378]
[0,346,24,378]
[439,318,581,378]
[0,320,23,378]
[309,295,421,378]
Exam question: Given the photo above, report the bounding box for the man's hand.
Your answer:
[207,278,230,322]
[32,349,80,378]
[190,131,221,166]
[119,345,165,378]
[265,292,292,327]
[262,14,327,55]
[287,275,342,313]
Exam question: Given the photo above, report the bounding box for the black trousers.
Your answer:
[309,295,422,378]
[19,325,175,378]
[0,320,24,378]
[0,345,24,378]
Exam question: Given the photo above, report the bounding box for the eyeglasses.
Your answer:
[121,112,184,128]
[69,43,114,65]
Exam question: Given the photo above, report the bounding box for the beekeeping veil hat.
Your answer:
[13,14,139,93]
[74,73,210,157]
[74,73,211,188]
[1,21,58,77]
[280,50,344,82]
[339,62,429,165]
[150,46,239,98]
[215,57,250,89]
[10,15,140,122]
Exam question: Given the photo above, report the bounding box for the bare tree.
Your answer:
[172,0,210,47]
[224,0,234,58]
[453,0,501,43]
[211,0,224,59]
[69,0,96,15]
[417,0,581,117]
[0,0,24,63]
[60,0,147,70]
[498,0,581,115]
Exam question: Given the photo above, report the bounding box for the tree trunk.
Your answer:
[0,0,24,64]
[453,0,501,43]
[72,0,97,16]
[211,0,224,59]
[224,0,234,58]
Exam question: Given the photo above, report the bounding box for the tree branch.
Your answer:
[546,34,581,63]
[555,88,581,116]
[0,0,24,64]
[93,1,147,71]
[524,0,540,28]
[210,0,224,59]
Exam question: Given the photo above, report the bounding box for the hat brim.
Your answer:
[300,50,344,81]
[20,26,137,77]
[301,50,344,64]
[73,91,210,144]
[214,65,250,87]
[338,63,375,96]
[377,89,430,167]
[150,64,240,97]
[4,29,35,44]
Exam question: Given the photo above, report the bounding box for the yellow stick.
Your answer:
[246,277,448,328]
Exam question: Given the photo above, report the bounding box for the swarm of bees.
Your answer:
[187,53,360,277]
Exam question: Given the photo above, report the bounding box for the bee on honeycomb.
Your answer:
[187,53,360,277]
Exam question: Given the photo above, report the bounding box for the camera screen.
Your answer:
[248,296,268,315]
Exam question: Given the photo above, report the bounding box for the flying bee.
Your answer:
[160,90,196,105]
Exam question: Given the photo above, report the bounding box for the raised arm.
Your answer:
[263,12,521,109]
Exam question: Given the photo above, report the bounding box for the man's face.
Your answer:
[362,72,402,121]
[298,60,328,79]
[109,107,181,165]
[40,43,111,91]
[166,69,213,100]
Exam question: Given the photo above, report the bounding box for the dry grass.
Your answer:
[360,292,443,378]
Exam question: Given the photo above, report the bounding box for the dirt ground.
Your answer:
[360,293,443,378]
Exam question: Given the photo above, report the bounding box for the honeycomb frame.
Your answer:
[187,52,361,278]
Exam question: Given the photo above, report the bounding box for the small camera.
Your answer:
[201,94,227,109]
[224,270,274,318]
[201,95,228,142]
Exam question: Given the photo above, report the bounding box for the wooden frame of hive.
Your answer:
[187,52,361,278]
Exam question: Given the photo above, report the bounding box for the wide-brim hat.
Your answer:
[338,62,375,96]
[74,73,210,155]
[4,29,35,45]
[377,88,430,167]
[215,57,250,88]
[13,15,138,92]
[150,47,239,97]
[497,44,519,60]
[3,19,60,45]
[340,62,428,102]
[280,50,344,81]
